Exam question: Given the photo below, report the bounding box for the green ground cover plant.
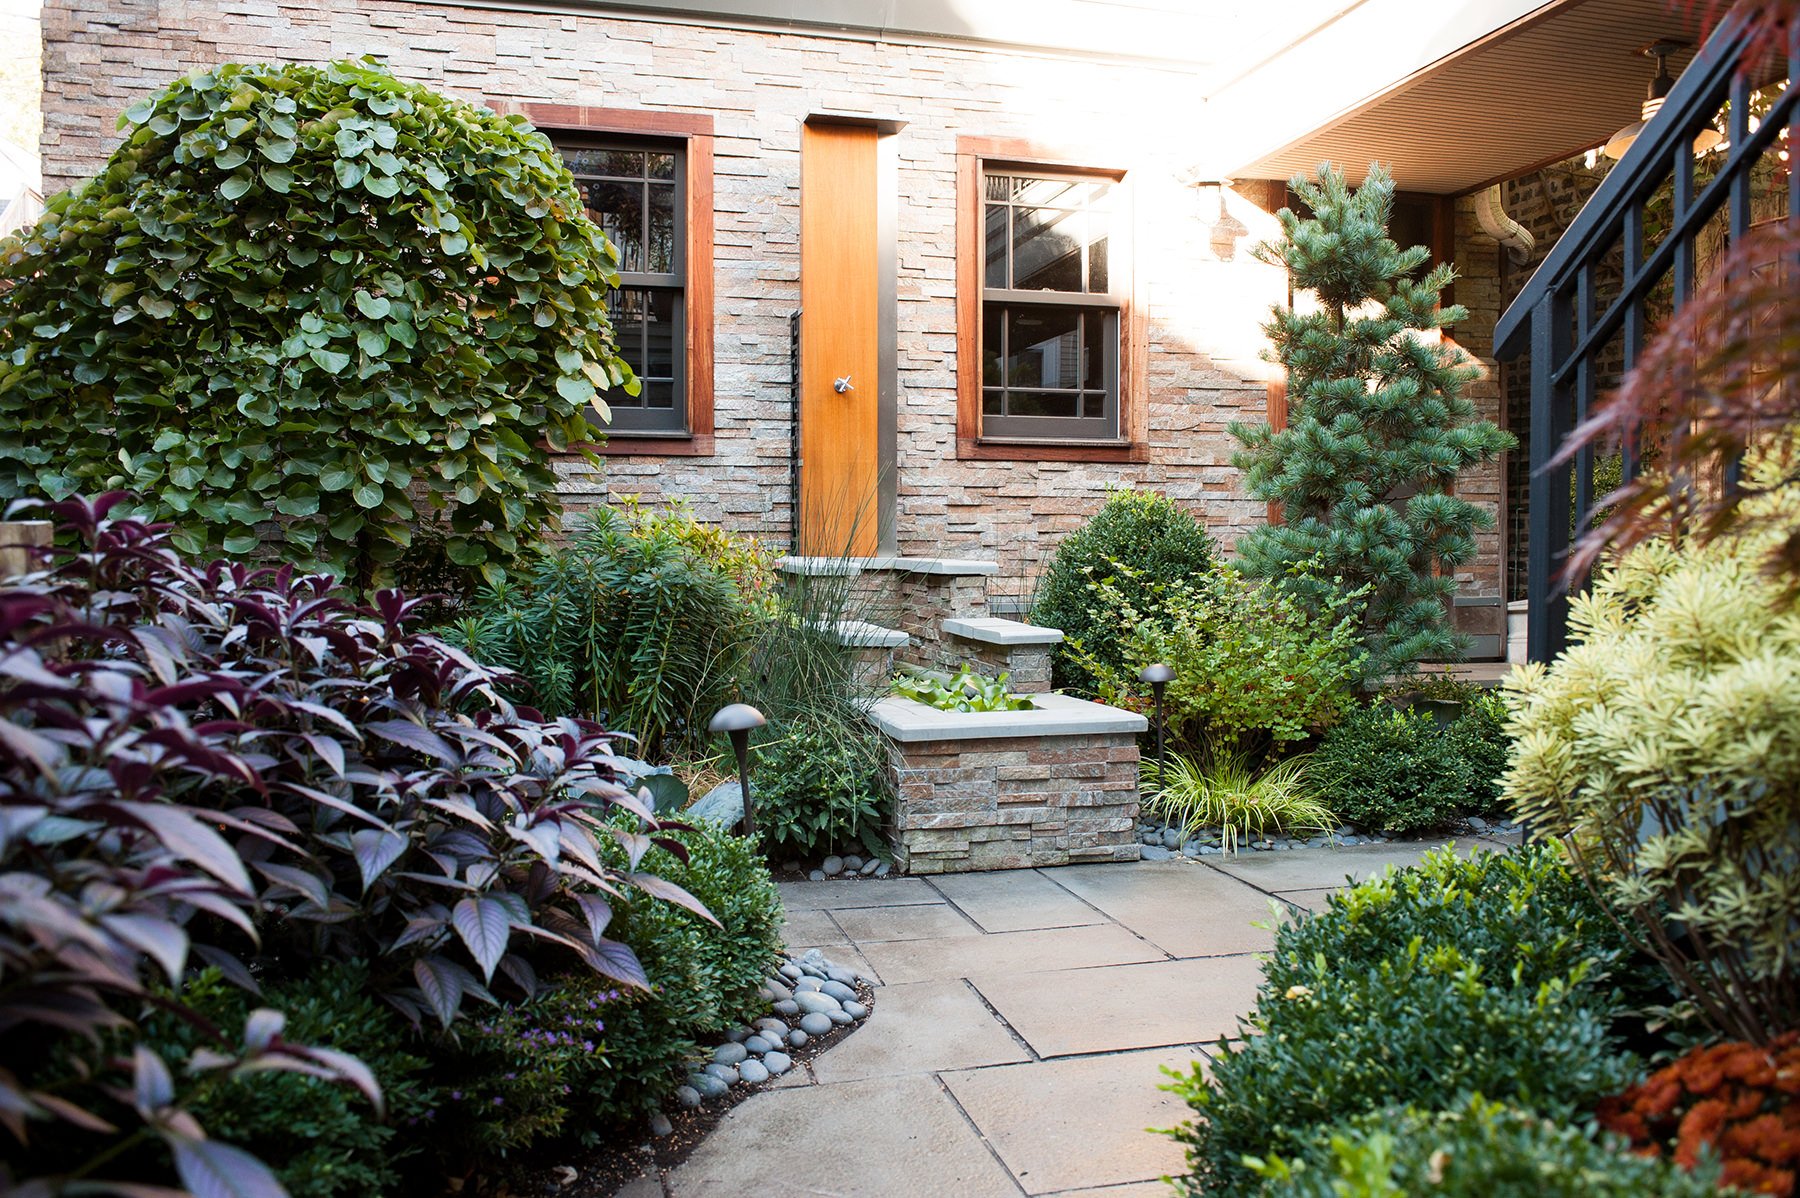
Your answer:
[1031,488,1214,693]
[1247,1095,1724,1197]
[1165,847,1650,1197]
[0,60,633,587]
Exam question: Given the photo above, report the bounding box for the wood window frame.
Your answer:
[956,136,1147,463]
[498,103,716,457]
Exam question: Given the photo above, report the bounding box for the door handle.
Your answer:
[833,375,854,394]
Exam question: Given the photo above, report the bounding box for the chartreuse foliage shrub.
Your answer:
[0,496,701,1194]
[451,502,767,755]
[0,59,633,584]
[1164,847,1646,1196]
[1031,488,1214,693]
[1247,1095,1724,1197]
[1076,559,1366,755]
[1505,447,1800,1044]
[1231,164,1513,678]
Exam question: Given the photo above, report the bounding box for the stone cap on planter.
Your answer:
[776,555,999,578]
[810,619,910,648]
[944,616,1063,646]
[867,692,1147,742]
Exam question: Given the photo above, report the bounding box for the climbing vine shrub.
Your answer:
[0,59,633,584]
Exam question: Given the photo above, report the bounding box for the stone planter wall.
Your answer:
[869,694,1145,874]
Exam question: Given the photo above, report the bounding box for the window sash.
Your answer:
[980,296,1120,441]
[559,136,689,435]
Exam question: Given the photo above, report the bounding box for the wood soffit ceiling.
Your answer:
[1233,0,1715,196]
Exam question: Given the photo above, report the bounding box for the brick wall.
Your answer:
[36,0,1503,600]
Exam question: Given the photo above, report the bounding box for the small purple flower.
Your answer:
[450,1091,462,1101]
[493,1096,504,1106]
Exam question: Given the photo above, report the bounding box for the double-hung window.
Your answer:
[980,169,1121,442]
[562,140,686,434]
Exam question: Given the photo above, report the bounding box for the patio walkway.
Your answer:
[629,832,1520,1197]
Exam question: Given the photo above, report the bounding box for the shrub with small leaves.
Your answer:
[1164,849,1646,1196]
[0,59,634,585]
[1312,700,1473,833]
[1597,1032,1800,1197]
[1248,1095,1725,1197]
[1031,488,1215,694]
[752,711,890,862]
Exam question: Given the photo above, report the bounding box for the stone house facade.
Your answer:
[35,0,1701,626]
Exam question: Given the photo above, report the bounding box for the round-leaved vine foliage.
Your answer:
[0,58,635,582]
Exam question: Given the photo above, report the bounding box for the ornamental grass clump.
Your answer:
[0,59,634,586]
[1140,750,1332,852]
[1504,444,1800,1044]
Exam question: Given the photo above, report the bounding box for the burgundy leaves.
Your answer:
[1554,219,1800,585]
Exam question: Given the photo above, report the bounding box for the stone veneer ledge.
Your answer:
[943,616,1064,645]
[868,693,1146,742]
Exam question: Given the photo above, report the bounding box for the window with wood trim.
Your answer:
[980,169,1121,441]
[560,138,687,434]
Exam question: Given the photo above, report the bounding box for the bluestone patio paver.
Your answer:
[1046,861,1285,956]
[970,956,1266,1057]
[831,900,983,942]
[806,978,1031,1083]
[941,1048,1193,1193]
[646,839,1473,1196]
[668,1073,1020,1197]
[857,922,1163,986]
[928,868,1108,932]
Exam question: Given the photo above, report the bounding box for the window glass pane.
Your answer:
[985,173,1014,202]
[1013,177,1084,207]
[647,152,676,180]
[1012,207,1083,291]
[606,289,647,405]
[982,306,1004,387]
[565,148,645,178]
[982,391,1003,416]
[1082,312,1107,390]
[1005,390,1080,418]
[1087,208,1109,293]
[1005,307,1083,389]
[644,289,677,380]
[647,183,676,273]
[641,381,676,410]
[1082,392,1106,418]
[583,180,645,272]
[984,205,1008,289]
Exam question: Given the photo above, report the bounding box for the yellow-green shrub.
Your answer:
[1503,452,1800,1043]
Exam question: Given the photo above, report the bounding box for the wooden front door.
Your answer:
[799,122,880,557]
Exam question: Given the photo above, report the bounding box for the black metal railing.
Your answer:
[1494,8,1799,661]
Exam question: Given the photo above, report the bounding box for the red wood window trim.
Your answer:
[1264,380,1287,524]
[497,103,716,457]
[955,136,1147,463]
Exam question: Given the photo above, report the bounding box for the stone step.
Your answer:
[943,616,1062,646]
[777,555,999,578]
[811,619,910,649]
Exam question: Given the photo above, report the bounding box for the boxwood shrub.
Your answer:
[1313,701,1474,833]
[1165,848,1647,1196]
[1247,1096,1724,1197]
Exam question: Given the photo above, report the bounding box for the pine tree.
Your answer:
[1231,163,1514,679]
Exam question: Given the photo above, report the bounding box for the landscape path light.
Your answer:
[709,703,767,839]
[1138,663,1175,820]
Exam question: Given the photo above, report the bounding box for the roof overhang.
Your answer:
[1210,0,1711,195]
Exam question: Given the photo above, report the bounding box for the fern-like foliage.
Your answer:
[450,505,764,756]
